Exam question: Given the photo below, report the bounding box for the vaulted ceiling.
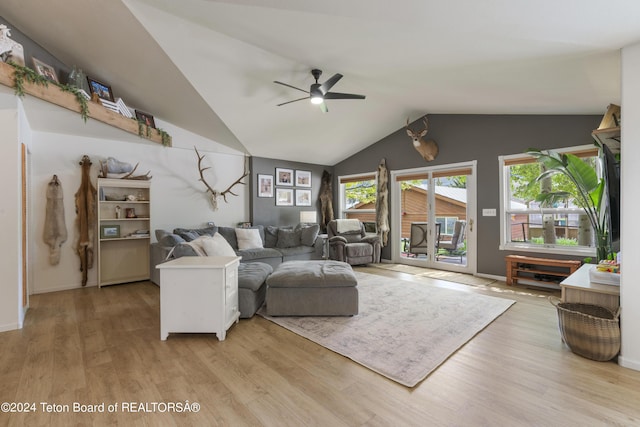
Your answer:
[2,1,639,165]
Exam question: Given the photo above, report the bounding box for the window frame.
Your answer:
[498,144,600,257]
[339,172,377,219]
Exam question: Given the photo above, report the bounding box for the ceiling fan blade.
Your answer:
[323,92,366,100]
[319,73,343,94]
[274,81,309,94]
[277,96,310,106]
[319,101,328,113]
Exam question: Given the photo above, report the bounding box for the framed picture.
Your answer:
[276,168,294,186]
[296,170,312,187]
[100,225,120,239]
[258,174,274,198]
[276,188,294,206]
[135,110,156,128]
[87,77,114,101]
[32,58,58,83]
[125,208,137,218]
[295,189,312,206]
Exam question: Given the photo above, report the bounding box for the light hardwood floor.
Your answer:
[2,266,639,426]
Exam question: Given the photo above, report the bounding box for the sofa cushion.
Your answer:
[238,262,273,292]
[173,226,217,242]
[216,226,238,249]
[277,245,316,258]
[237,247,282,262]
[264,225,279,248]
[345,242,373,258]
[202,233,237,257]
[236,228,263,250]
[299,223,320,246]
[276,228,301,248]
[159,233,185,247]
[170,242,200,258]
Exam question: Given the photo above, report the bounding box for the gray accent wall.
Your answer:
[0,17,70,83]
[250,157,333,227]
[333,114,601,276]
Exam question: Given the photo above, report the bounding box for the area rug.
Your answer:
[372,263,497,286]
[258,272,515,387]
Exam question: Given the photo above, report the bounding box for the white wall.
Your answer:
[28,112,249,294]
[0,92,21,332]
[620,42,640,371]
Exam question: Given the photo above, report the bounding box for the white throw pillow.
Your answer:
[202,232,237,257]
[184,235,210,256]
[235,228,263,250]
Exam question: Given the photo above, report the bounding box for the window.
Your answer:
[339,173,376,222]
[436,217,459,236]
[499,145,601,256]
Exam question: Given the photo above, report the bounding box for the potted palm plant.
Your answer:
[526,148,611,262]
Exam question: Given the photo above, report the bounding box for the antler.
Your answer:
[219,156,249,203]
[195,147,250,210]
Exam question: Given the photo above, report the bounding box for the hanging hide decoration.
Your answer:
[74,155,97,286]
[376,158,390,246]
[43,175,68,265]
[318,170,334,233]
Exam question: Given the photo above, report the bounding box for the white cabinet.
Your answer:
[97,178,151,287]
[156,256,241,341]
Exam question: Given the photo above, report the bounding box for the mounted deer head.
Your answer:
[195,147,249,211]
[406,116,439,162]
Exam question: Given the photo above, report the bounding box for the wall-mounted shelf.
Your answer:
[0,61,171,146]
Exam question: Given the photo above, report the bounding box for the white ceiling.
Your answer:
[2,0,639,165]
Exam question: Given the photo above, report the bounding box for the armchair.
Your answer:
[327,219,381,265]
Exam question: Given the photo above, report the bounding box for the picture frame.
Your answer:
[125,208,137,218]
[100,225,120,239]
[296,170,312,187]
[276,168,294,186]
[276,188,294,206]
[257,174,274,198]
[32,57,58,83]
[135,110,156,128]
[87,76,114,102]
[295,189,312,206]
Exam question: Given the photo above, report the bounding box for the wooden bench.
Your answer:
[505,255,581,288]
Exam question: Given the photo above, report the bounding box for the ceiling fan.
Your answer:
[274,69,365,112]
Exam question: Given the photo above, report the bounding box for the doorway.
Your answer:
[391,161,476,274]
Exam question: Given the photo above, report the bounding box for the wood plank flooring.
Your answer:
[2,266,639,426]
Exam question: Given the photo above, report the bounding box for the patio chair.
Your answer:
[408,222,440,257]
[436,220,466,261]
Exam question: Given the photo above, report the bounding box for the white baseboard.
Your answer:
[32,282,97,294]
[618,355,640,372]
[0,322,21,333]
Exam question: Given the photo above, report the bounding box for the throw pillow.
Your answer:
[265,225,280,248]
[159,233,185,247]
[276,228,301,248]
[173,226,217,242]
[299,223,320,246]
[168,242,201,259]
[202,232,238,257]
[216,226,239,249]
[235,228,263,250]
[186,235,212,256]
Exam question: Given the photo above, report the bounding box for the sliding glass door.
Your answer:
[391,162,476,273]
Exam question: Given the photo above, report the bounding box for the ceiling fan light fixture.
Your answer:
[310,95,324,104]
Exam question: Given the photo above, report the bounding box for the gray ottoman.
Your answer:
[238,262,273,318]
[266,260,358,316]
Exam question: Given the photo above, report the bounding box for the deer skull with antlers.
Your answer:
[406,116,439,162]
[195,147,249,211]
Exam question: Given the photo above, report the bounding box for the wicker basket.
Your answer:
[549,297,620,361]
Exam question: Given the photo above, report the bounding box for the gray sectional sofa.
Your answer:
[150,223,323,318]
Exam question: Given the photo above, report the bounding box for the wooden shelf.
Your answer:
[592,126,620,153]
[0,61,171,146]
[505,255,581,288]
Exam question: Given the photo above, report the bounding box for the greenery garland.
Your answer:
[6,61,171,145]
